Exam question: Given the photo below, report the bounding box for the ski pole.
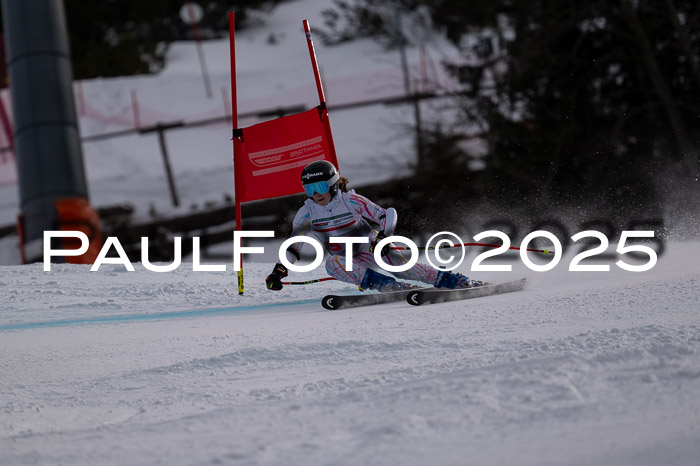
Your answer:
[281,277,337,285]
[391,242,553,255]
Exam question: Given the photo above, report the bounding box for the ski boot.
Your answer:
[434,270,485,289]
[360,269,418,293]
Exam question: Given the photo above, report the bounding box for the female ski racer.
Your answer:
[265,161,481,292]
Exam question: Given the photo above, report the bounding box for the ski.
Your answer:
[322,288,427,310]
[406,278,527,306]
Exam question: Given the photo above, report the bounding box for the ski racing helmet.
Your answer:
[301,160,340,197]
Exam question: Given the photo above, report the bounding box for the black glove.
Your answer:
[369,232,391,257]
[265,263,288,291]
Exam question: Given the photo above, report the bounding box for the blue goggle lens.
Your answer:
[303,181,330,197]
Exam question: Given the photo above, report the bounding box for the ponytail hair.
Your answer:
[338,176,350,193]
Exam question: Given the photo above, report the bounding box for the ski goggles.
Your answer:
[303,181,330,197]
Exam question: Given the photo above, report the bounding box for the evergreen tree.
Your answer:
[433,0,700,204]
[322,0,700,206]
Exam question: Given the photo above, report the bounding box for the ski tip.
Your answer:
[321,295,340,310]
[407,290,421,306]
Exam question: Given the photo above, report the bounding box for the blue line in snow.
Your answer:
[0,299,320,332]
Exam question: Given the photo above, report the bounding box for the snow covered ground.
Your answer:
[1,243,699,465]
[1,0,699,464]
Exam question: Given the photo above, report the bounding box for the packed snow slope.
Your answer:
[0,0,698,463]
[1,242,699,465]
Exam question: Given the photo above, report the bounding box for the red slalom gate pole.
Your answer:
[302,19,339,167]
[188,3,213,98]
[303,19,326,105]
[229,11,245,295]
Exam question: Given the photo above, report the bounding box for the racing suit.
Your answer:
[285,189,438,287]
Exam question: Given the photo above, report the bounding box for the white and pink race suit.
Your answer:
[285,190,438,287]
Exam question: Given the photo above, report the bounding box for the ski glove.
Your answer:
[265,263,288,291]
[369,232,391,257]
